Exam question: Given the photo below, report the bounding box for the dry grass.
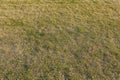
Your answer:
[0,0,120,80]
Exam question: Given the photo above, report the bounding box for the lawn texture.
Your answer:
[0,0,120,80]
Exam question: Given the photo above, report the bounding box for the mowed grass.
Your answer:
[0,0,120,80]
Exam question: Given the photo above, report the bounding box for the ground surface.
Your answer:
[0,0,120,80]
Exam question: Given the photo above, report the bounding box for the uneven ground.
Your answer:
[0,0,120,80]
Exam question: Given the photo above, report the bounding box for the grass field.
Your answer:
[0,0,120,80]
